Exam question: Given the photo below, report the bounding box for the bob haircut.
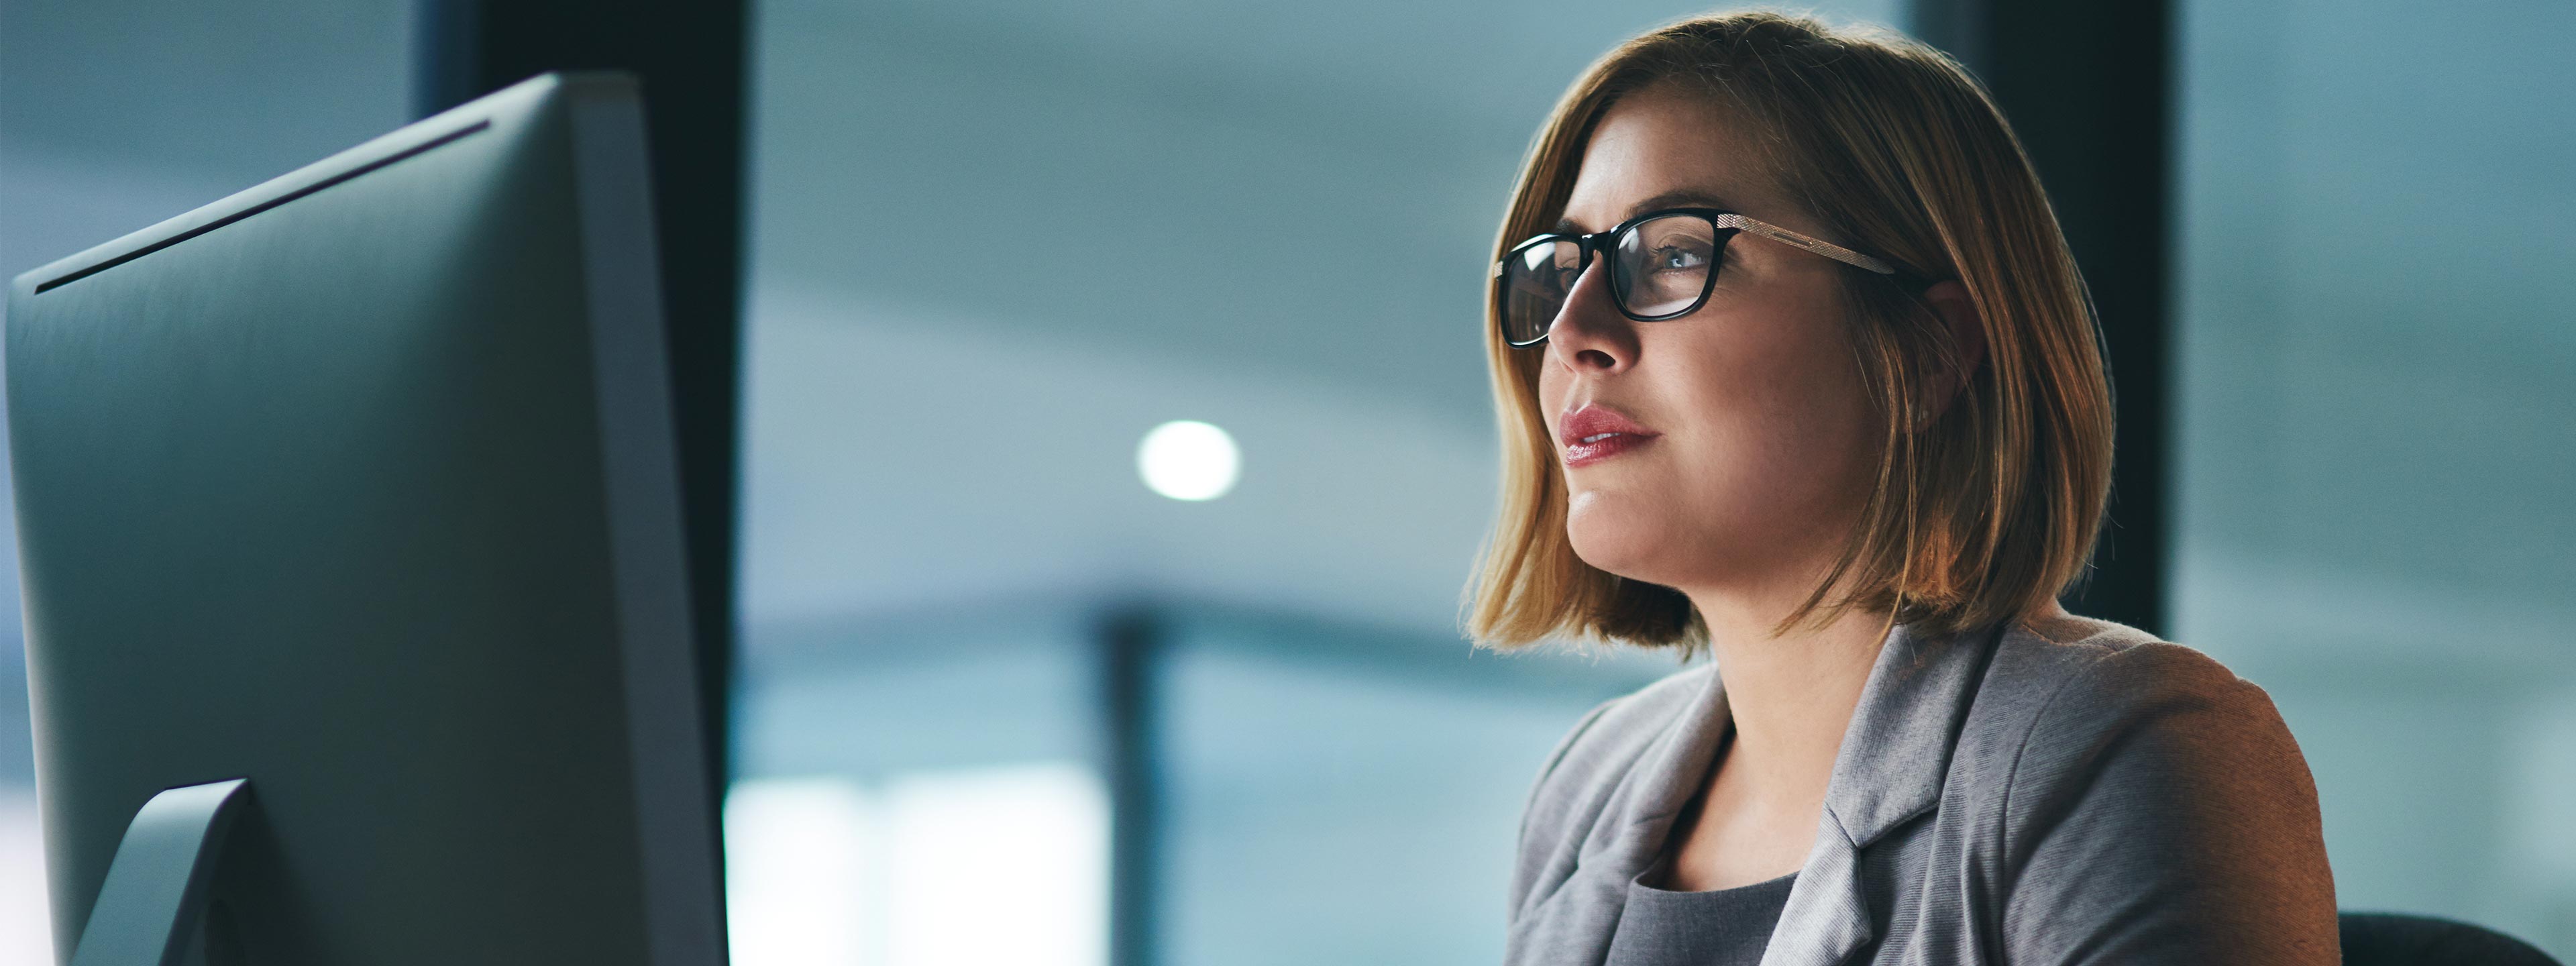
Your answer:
[1468,11,2114,650]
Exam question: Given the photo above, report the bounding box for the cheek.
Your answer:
[1535,364,1570,422]
[1699,333,1877,498]
[1589,322,1880,574]
[1740,356,1874,469]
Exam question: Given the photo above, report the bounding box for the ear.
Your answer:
[1915,279,1986,427]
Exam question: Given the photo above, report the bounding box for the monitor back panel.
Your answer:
[5,74,720,965]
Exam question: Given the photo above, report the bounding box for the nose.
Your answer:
[1544,258,1638,374]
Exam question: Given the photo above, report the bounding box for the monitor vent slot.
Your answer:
[35,119,493,294]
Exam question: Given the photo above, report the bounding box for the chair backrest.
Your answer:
[2339,912,2561,966]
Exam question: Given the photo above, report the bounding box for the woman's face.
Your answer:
[1538,84,1881,600]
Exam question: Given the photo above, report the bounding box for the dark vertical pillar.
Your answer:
[1916,0,2174,636]
[1097,606,1162,966]
[412,0,747,861]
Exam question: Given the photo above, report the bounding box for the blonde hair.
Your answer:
[1466,11,2113,650]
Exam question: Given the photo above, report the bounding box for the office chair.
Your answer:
[2340,912,2560,966]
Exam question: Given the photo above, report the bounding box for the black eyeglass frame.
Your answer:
[1491,207,1902,348]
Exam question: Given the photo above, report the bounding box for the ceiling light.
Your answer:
[1137,420,1238,501]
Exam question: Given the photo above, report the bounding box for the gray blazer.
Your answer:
[1506,611,2339,965]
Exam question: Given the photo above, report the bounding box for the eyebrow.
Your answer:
[1553,190,1735,234]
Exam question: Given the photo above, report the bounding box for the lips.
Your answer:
[1558,403,1660,468]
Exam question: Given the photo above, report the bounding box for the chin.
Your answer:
[1563,496,1694,588]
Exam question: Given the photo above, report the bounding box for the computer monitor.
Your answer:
[5,74,725,965]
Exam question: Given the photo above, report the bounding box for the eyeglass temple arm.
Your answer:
[1717,214,1899,275]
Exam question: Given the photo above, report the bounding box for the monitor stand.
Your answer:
[68,779,252,966]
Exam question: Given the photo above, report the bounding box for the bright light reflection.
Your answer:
[1138,420,1240,501]
[725,763,1108,966]
[885,763,1109,966]
[0,792,50,966]
[727,777,877,966]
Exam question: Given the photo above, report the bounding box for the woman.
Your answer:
[1470,13,2337,965]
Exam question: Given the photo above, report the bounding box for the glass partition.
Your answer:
[2174,0,2576,954]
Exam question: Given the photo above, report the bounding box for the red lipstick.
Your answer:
[1558,404,1660,468]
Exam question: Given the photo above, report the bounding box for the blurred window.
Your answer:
[2174,0,2576,955]
[726,765,1109,966]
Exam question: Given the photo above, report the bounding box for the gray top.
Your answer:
[1506,611,2341,966]
[1605,863,1795,966]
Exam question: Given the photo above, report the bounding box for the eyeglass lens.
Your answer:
[1498,213,1726,346]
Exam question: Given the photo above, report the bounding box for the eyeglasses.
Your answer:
[1492,208,1900,347]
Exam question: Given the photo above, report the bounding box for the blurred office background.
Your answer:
[1,0,2570,963]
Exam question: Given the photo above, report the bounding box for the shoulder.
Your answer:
[1962,614,2338,961]
[1964,610,2290,759]
[1940,614,2323,875]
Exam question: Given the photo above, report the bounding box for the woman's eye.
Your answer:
[1652,246,1710,271]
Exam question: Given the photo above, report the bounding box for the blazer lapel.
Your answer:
[1760,621,2002,966]
[1505,663,1734,966]
[1507,621,2004,966]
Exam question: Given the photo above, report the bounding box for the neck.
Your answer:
[1686,589,1893,802]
